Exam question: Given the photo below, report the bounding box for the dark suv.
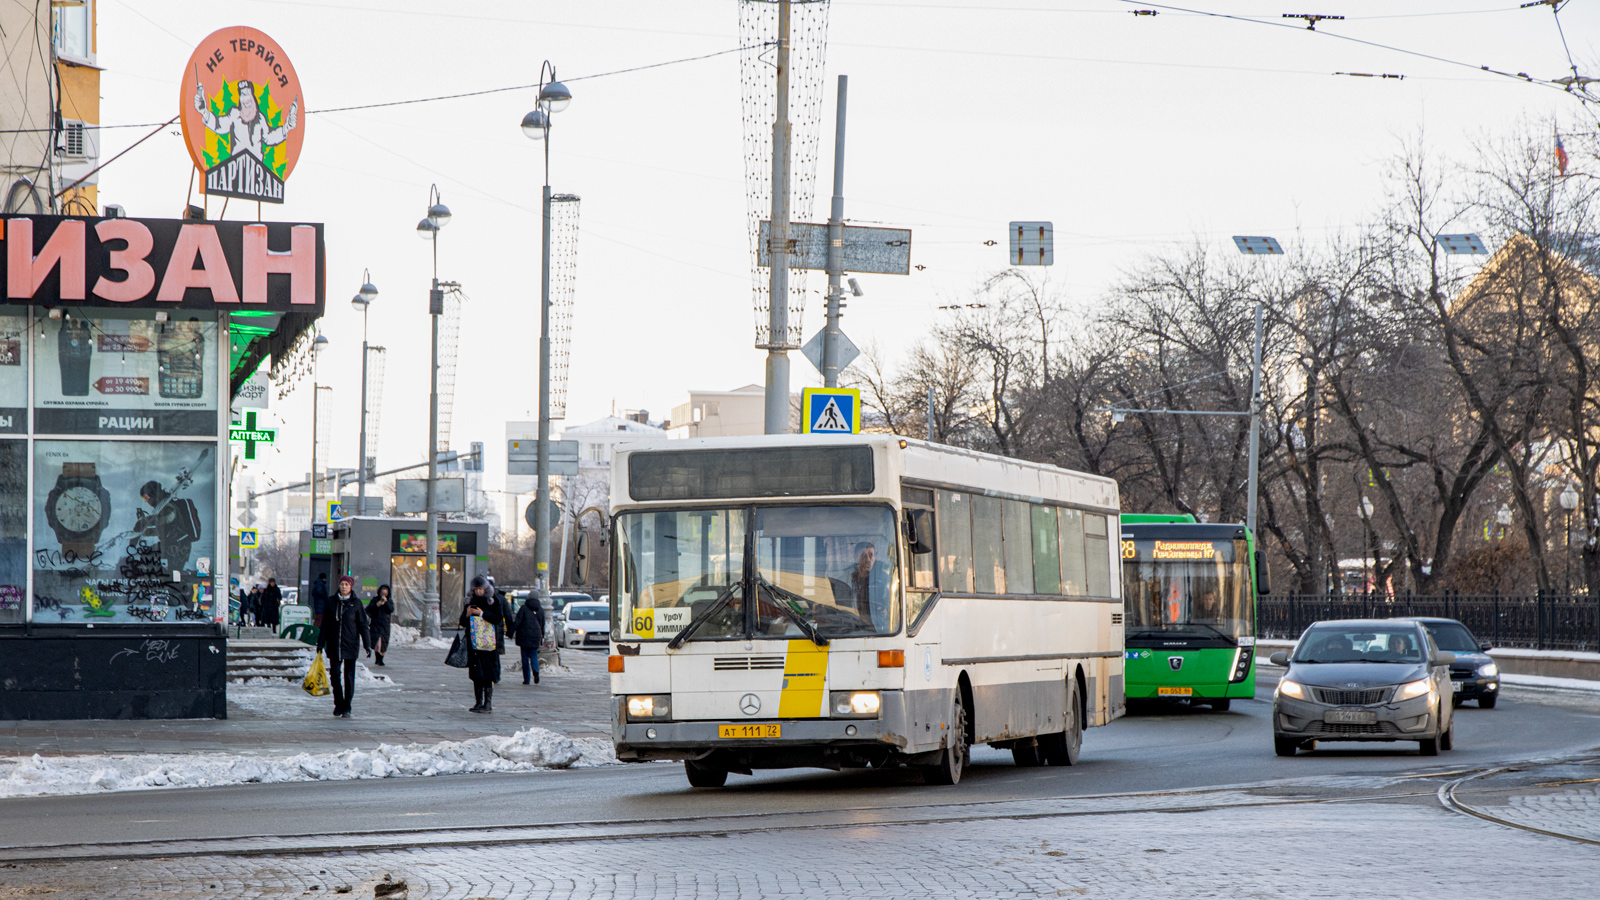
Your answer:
[1396,617,1500,709]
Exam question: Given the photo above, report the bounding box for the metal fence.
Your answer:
[1259,593,1600,652]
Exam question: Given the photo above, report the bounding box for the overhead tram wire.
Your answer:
[0,43,764,134]
[1114,0,1577,94]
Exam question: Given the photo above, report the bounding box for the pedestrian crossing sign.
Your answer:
[326,499,343,522]
[238,529,259,549]
[801,387,861,435]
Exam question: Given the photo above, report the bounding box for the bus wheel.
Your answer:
[1209,699,1232,712]
[684,759,728,788]
[1041,681,1082,766]
[924,697,969,785]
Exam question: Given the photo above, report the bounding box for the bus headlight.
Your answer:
[830,691,881,718]
[1396,679,1432,701]
[626,694,671,719]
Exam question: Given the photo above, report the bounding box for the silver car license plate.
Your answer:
[1324,708,1377,725]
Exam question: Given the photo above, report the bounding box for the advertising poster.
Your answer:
[0,442,24,624]
[33,314,218,436]
[0,315,25,434]
[32,440,216,624]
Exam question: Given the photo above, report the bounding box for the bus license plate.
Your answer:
[1158,687,1193,697]
[718,724,781,739]
[1325,709,1377,725]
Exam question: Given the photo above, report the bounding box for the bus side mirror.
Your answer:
[905,509,935,555]
[1254,549,1270,595]
[573,533,590,584]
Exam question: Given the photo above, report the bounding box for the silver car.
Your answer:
[557,601,612,649]
[1270,619,1456,757]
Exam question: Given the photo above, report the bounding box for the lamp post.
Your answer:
[415,186,452,637]
[1360,496,1374,593]
[1560,485,1579,595]
[309,333,329,531]
[1230,236,1281,539]
[521,62,571,610]
[351,271,378,520]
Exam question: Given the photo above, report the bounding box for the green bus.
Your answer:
[1120,514,1265,710]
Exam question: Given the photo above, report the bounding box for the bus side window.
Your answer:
[1059,508,1086,596]
[936,491,973,593]
[1003,500,1034,594]
[972,495,1005,594]
[1031,505,1061,594]
[1084,514,1111,597]
[905,508,936,590]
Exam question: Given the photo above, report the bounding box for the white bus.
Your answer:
[607,434,1125,786]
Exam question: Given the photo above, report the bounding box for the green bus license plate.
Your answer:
[1157,687,1192,697]
[1324,709,1377,725]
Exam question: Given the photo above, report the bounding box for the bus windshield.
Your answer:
[1123,539,1251,639]
[614,504,900,642]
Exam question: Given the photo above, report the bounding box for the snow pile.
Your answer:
[1502,673,1600,692]
[0,728,617,799]
[389,624,453,650]
[228,660,393,688]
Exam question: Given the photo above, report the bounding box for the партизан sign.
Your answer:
[2,215,325,313]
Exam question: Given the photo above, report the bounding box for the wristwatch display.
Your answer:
[45,462,111,558]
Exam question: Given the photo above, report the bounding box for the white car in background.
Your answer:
[558,601,611,649]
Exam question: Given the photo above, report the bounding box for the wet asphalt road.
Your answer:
[2,670,1597,852]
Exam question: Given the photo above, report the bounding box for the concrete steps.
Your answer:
[228,639,314,682]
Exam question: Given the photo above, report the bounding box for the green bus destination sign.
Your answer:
[228,410,276,459]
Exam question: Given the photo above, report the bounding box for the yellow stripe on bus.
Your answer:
[777,640,829,718]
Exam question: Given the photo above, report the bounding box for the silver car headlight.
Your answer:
[1396,678,1432,701]
[1476,662,1498,677]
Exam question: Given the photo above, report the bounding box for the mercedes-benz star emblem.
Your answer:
[1168,656,1184,671]
[739,693,761,716]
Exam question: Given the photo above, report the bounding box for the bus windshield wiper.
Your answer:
[755,574,828,647]
[666,582,742,650]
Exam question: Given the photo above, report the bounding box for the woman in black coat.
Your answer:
[315,575,371,718]
[458,575,503,713]
[368,584,394,666]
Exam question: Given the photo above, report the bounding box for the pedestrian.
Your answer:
[261,578,282,631]
[311,573,330,628]
[248,584,264,626]
[459,575,503,713]
[315,574,371,718]
[510,592,546,685]
[487,576,514,658]
[239,585,257,626]
[368,583,394,666]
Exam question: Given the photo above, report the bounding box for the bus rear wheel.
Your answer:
[924,697,969,785]
[684,759,728,788]
[1041,680,1082,766]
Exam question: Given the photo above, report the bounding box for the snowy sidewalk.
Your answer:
[0,636,614,759]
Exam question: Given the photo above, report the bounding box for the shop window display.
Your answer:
[33,311,218,436]
[32,440,217,623]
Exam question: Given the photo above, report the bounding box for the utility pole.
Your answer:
[1245,298,1264,537]
[763,0,793,433]
[821,75,848,388]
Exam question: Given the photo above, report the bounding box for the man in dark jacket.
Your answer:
[261,578,283,630]
[311,574,330,627]
[315,575,371,718]
[510,593,546,685]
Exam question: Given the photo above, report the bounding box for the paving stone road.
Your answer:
[0,797,1591,899]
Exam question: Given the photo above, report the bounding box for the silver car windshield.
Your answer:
[1294,627,1426,664]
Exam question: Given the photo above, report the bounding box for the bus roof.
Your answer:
[1121,514,1198,525]
[611,434,1118,512]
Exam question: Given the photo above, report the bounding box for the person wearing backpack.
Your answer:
[510,593,546,685]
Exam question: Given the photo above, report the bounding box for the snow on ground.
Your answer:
[0,728,619,799]
[228,661,395,688]
[1501,673,1600,692]
[390,624,453,649]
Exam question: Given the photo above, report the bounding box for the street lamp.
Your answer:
[521,61,570,610]
[351,271,379,520]
[1231,235,1282,539]
[309,333,329,531]
[1360,496,1375,593]
[1560,485,1580,595]
[416,185,452,638]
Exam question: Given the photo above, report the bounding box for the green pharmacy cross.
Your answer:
[229,410,278,460]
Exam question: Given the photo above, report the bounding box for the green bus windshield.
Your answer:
[1122,537,1252,639]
